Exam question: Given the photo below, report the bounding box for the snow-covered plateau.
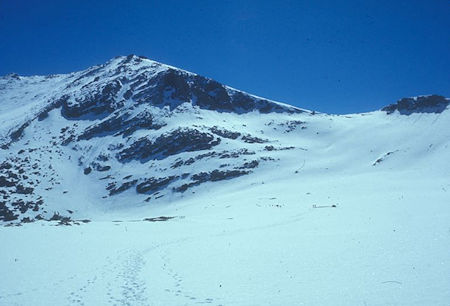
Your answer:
[1,55,449,305]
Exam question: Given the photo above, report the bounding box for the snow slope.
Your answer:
[0,55,449,305]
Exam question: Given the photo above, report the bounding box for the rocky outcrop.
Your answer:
[58,55,301,117]
[0,158,44,222]
[136,176,178,194]
[241,134,268,144]
[174,169,250,192]
[209,126,241,139]
[78,110,165,140]
[382,95,449,115]
[107,179,138,195]
[117,128,221,162]
[61,80,124,119]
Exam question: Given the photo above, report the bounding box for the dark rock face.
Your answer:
[108,179,138,195]
[241,135,268,144]
[60,56,300,118]
[62,80,123,119]
[129,66,296,114]
[174,169,250,192]
[0,156,45,222]
[239,160,259,169]
[78,110,165,140]
[136,176,178,194]
[279,120,305,132]
[96,165,111,172]
[83,167,92,175]
[132,69,191,107]
[15,184,34,194]
[169,149,259,169]
[219,148,255,159]
[0,176,15,187]
[0,202,18,221]
[9,122,30,142]
[117,128,221,162]
[191,76,234,111]
[382,95,449,115]
[209,126,241,139]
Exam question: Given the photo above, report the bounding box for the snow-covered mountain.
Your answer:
[1,55,450,305]
[1,55,448,224]
[0,55,306,223]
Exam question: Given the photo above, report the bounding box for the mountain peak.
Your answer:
[0,55,307,224]
[56,55,303,121]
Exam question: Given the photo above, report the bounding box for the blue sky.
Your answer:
[0,0,448,114]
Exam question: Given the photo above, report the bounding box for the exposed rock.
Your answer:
[143,216,175,222]
[264,145,295,151]
[96,165,111,172]
[382,95,449,115]
[238,160,259,169]
[109,179,138,195]
[9,121,31,143]
[219,149,255,159]
[0,162,13,170]
[281,120,305,132]
[21,217,34,223]
[136,176,178,194]
[117,128,221,162]
[83,167,92,175]
[15,184,34,194]
[0,176,16,187]
[0,201,18,221]
[373,151,398,166]
[174,169,250,192]
[78,110,165,140]
[209,126,241,139]
[242,135,268,143]
[61,80,123,119]
[49,212,73,225]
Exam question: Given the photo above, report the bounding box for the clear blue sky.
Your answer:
[0,0,449,114]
